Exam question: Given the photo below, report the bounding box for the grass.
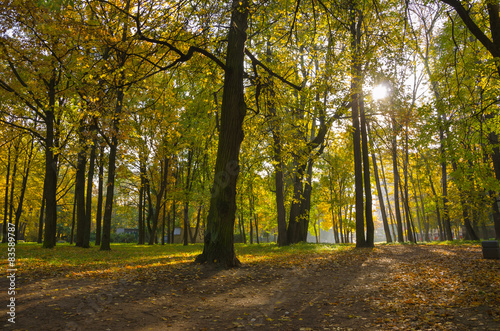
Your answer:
[0,240,484,280]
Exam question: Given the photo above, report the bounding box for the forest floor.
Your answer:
[1,242,499,330]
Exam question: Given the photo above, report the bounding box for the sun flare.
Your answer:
[372,85,389,101]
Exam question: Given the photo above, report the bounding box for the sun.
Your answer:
[372,85,389,101]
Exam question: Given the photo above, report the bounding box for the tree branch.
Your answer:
[244,48,302,91]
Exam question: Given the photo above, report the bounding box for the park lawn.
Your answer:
[1,241,499,330]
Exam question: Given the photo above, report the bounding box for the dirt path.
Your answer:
[4,245,500,330]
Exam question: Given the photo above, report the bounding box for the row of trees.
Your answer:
[1,0,499,266]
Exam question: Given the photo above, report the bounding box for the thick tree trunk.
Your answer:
[195,0,248,267]
[43,100,58,249]
[298,158,314,242]
[287,163,307,244]
[350,5,365,248]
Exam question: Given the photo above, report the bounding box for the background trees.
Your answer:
[1,0,499,261]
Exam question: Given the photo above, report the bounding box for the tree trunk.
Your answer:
[195,0,248,267]
[190,204,202,243]
[83,138,96,247]
[37,177,46,244]
[138,157,146,244]
[488,131,500,239]
[8,142,19,240]
[149,157,169,245]
[440,125,453,240]
[95,146,104,246]
[2,144,11,243]
[100,0,130,251]
[403,131,415,243]
[287,163,307,244]
[368,123,392,243]
[392,115,404,243]
[70,186,76,245]
[360,97,374,247]
[43,104,58,249]
[14,138,34,242]
[75,124,87,247]
[350,4,365,248]
[100,86,124,251]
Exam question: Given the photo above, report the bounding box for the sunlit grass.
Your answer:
[0,240,484,280]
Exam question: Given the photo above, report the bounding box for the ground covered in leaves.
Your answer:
[1,242,499,330]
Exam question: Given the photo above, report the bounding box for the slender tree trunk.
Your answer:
[8,142,19,241]
[403,131,415,242]
[167,204,172,244]
[392,115,404,242]
[379,151,396,239]
[195,0,248,267]
[368,124,392,243]
[138,157,146,244]
[360,98,374,247]
[83,140,96,247]
[95,146,104,246]
[75,123,87,247]
[190,204,202,243]
[14,138,34,242]
[70,186,77,245]
[37,185,46,243]
[488,131,500,239]
[266,44,288,247]
[183,152,192,246]
[101,87,124,251]
[171,198,177,244]
[2,144,11,243]
[149,157,169,245]
[440,125,453,240]
[100,0,130,251]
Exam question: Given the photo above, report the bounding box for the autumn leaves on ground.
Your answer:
[2,243,499,331]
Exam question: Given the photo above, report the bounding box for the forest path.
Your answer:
[8,245,500,330]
